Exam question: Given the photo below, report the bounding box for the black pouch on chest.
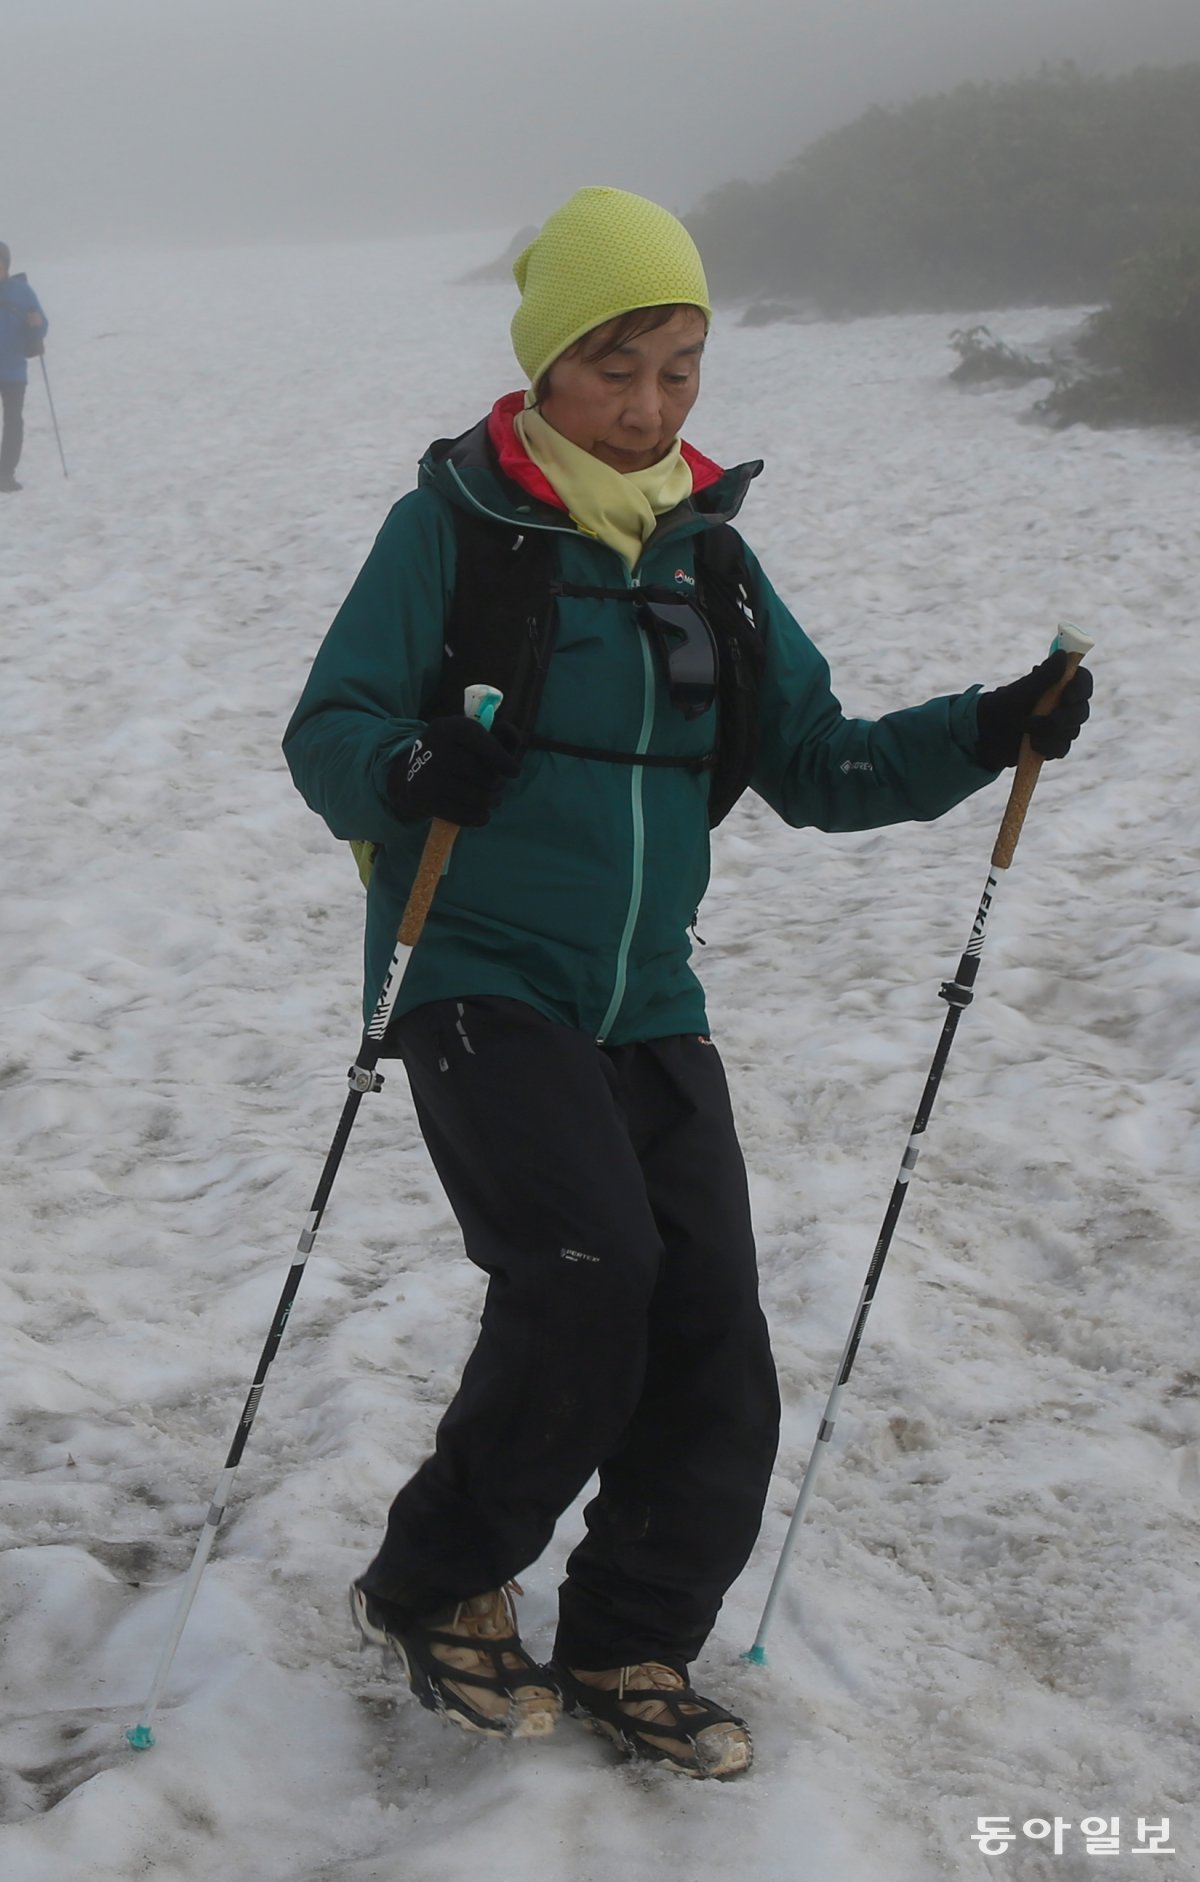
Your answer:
[634,590,719,721]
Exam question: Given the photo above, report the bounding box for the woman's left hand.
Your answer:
[975,650,1094,770]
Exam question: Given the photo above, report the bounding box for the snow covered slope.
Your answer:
[1,232,1196,1881]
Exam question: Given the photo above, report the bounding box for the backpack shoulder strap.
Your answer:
[693,523,767,827]
[352,503,559,892]
[694,521,760,614]
[425,504,559,742]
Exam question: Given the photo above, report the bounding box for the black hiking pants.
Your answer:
[0,381,26,482]
[359,996,780,1670]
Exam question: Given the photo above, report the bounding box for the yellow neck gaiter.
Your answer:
[515,405,693,571]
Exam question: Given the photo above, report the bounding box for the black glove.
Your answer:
[387,715,520,827]
[975,649,1093,770]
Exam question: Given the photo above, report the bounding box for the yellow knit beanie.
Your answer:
[510,187,712,387]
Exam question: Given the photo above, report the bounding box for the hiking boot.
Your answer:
[556,1661,753,1778]
[349,1580,560,1739]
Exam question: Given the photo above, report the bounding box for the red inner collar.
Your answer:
[486,392,726,511]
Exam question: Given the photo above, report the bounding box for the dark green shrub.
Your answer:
[1039,216,1200,426]
[1091,218,1200,408]
[948,326,1051,384]
[689,64,1200,316]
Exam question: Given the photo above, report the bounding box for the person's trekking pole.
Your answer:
[39,355,69,479]
[744,625,1095,1666]
[126,684,503,1750]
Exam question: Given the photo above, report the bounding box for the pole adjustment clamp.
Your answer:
[938,980,974,1008]
[347,1064,385,1093]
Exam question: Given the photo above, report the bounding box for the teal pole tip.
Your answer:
[126,1724,156,1750]
[741,1643,768,1666]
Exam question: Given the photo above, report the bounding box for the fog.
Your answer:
[4,0,1200,256]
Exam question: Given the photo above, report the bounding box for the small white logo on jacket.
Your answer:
[560,1247,600,1264]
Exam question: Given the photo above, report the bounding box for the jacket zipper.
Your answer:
[593,520,743,1039]
[595,566,656,1044]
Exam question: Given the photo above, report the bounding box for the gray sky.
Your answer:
[5,0,1199,256]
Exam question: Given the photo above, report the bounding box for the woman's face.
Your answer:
[539,307,707,472]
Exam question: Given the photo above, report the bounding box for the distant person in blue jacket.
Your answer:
[0,243,49,493]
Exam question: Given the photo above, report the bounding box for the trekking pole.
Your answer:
[744,625,1095,1666]
[39,355,69,479]
[126,684,503,1750]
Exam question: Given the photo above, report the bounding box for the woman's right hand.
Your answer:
[387,716,520,827]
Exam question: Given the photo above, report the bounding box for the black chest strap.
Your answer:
[428,504,766,825]
[527,734,714,771]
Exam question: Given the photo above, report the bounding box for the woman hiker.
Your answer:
[283,186,1091,1779]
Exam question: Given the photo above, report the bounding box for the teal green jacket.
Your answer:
[283,419,998,1044]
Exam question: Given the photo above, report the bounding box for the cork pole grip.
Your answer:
[991,623,1095,871]
[397,817,460,945]
[392,685,504,950]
